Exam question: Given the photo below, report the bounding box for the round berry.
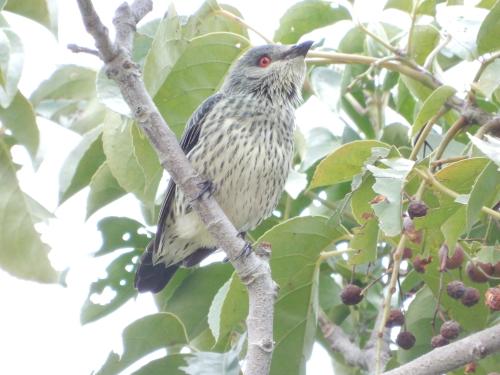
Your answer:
[340,284,363,305]
[431,334,449,348]
[461,287,480,307]
[386,309,405,328]
[402,247,413,260]
[408,200,428,219]
[440,320,460,340]
[466,262,494,283]
[396,331,416,350]
[447,280,466,299]
[485,287,500,311]
[446,245,465,269]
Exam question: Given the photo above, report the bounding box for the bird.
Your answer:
[134,41,313,293]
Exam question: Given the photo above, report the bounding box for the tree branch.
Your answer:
[382,323,500,375]
[74,1,276,374]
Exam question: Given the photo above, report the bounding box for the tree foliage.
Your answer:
[1,0,499,374]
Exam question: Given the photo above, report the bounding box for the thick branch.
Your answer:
[382,323,500,375]
[75,1,276,374]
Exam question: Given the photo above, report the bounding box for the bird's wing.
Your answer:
[153,92,224,253]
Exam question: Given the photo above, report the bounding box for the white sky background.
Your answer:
[0,0,484,374]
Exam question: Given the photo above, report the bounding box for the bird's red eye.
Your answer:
[258,55,271,68]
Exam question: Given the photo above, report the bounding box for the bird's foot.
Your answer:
[223,236,252,263]
[192,179,215,202]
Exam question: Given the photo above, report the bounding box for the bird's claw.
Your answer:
[192,179,215,202]
[223,239,253,263]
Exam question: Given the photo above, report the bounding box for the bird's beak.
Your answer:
[283,40,314,59]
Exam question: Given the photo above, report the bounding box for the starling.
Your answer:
[135,41,313,293]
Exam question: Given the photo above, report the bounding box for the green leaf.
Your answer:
[310,140,390,189]
[411,85,456,137]
[81,250,139,325]
[476,59,500,98]
[259,216,344,375]
[397,286,435,363]
[477,0,500,54]
[153,32,250,138]
[351,174,376,224]
[0,91,38,159]
[102,113,161,205]
[466,161,500,231]
[299,128,339,172]
[441,206,466,250]
[4,0,57,35]
[367,158,415,236]
[87,162,126,218]
[181,344,243,375]
[0,28,23,108]
[409,25,440,65]
[274,0,351,44]
[163,263,233,340]
[310,67,342,112]
[468,133,500,167]
[96,313,189,375]
[400,76,433,101]
[59,126,105,203]
[131,354,188,375]
[385,0,436,16]
[0,140,57,283]
[208,273,248,347]
[96,69,130,116]
[96,216,150,256]
[348,218,379,264]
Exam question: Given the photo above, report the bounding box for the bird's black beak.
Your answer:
[283,40,314,59]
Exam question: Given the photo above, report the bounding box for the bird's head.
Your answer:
[221,41,313,107]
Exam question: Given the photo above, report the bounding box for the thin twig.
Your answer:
[216,8,272,44]
[423,33,451,71]
[67,43,100,56]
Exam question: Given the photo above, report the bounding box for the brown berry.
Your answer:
[408,200,428,219]
[464,362,476,373]
[493,261,500,277]
[485,287,500,311]
[440,320,460,340]
[403,217,423,244]
[466,262,494,283]
[386,309,405,328]
[402,247,413,260]
[413,255,431,273]
[396,331,416,350]
[447,280,466,299]
[461,287,480,307]
[447,245,465,269]
[431,334,449,348]
[340,284,363,305]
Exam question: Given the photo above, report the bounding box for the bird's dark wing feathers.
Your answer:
[153,92,224,252]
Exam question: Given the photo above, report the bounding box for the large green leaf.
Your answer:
[466,161,500,231]
[59,126,105,203]
[86,162,126,218]
[181,344,243,375]
[0,140,57,283]
[102,113,161,206]
[162,263,233,341]
[153,32,250,138]
[348,218,379,264]
[96,313,189,375]
[208,273,248,348]
[309,140,390,189]
[477,0,500,54]
[411,85,456,137]
[468,133,500,167]
[476,59,500,98]
[367,158,415,236]
[274,0,350,44]
[409,25,440,65]
[131,354,188,375]
[95,216,150,256]
[258,216,344,375]
[80,250,140,325]
[0,28,23,108]
[0,91,38,159]
[4,0,57,35]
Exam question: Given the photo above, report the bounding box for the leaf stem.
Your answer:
[409,107,449,160]
[215,8,273,44]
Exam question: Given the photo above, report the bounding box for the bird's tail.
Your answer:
[134,241,179,293]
